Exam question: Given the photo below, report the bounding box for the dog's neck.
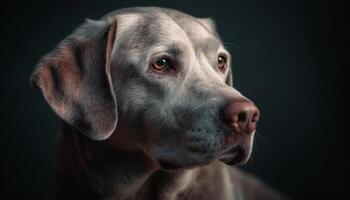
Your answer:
[57,122,221,200]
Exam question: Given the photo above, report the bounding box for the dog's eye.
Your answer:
[218,55,227,71]
[152,58,170,71]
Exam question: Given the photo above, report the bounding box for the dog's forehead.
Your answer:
[162,12,212,41]
[108,7,222,52]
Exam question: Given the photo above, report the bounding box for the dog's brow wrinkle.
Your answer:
[159,10,218,55]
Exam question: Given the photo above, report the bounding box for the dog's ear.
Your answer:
[198,18,217,35]
[31,18,118,140]
[199,18,232,86]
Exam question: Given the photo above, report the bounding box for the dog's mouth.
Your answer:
[158,147,247,170]
[218,144,246,165]
[158,160,182,170]
[157,155,216,170]
[158,145,246,170]
[156,131,253,170]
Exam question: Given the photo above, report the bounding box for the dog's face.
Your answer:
[32,7,260,170]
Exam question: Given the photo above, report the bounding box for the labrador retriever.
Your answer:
[31,7,285,200]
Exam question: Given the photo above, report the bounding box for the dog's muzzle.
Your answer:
[218,133,253,165]
[218,100,259,165]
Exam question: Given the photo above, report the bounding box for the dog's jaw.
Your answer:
[219,131,255,165]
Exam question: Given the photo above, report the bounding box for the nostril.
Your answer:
[251,111,259,123]
[223,101,260,134]
[237,112,247,122]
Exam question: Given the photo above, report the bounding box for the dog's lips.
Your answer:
[219,133,251,165]
[218,145,245,165]
[156,133,253,170]
[223,134,241,147]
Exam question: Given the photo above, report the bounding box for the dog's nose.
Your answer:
[223,101,260,134]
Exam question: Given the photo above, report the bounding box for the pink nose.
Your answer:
[224,101,260,134]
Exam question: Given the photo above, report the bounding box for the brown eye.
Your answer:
[152,58,169,71]
[218,55,227,71]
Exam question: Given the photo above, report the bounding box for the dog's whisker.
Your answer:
[248,150,255,165]
[255,131,271,146]
[249,138,260,165]
[221,36,237,40]
[223,42,240,48]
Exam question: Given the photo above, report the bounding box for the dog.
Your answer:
[31,7,285,200]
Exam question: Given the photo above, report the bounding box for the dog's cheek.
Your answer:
[117,84,151,122]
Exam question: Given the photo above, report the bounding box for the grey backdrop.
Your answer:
[0,0,345,199]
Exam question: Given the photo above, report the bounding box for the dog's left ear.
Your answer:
[198,18,217,35]
[199,18,233,86]
[31,18,118,140]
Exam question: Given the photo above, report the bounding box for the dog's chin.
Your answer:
[218,145,249,166]
[156,137,253,170]
[157,156,217,170]
[157,159,216,171]
[157,148,247,170]
[157,146,251,170]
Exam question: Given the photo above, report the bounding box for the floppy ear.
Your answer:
[31,18,118,140]
[198,18,217,35]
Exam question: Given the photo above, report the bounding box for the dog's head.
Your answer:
[31,7,260,170]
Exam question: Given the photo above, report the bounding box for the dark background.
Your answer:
[0,0,345,199]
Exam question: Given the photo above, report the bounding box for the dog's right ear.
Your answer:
[31,18,118,140]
